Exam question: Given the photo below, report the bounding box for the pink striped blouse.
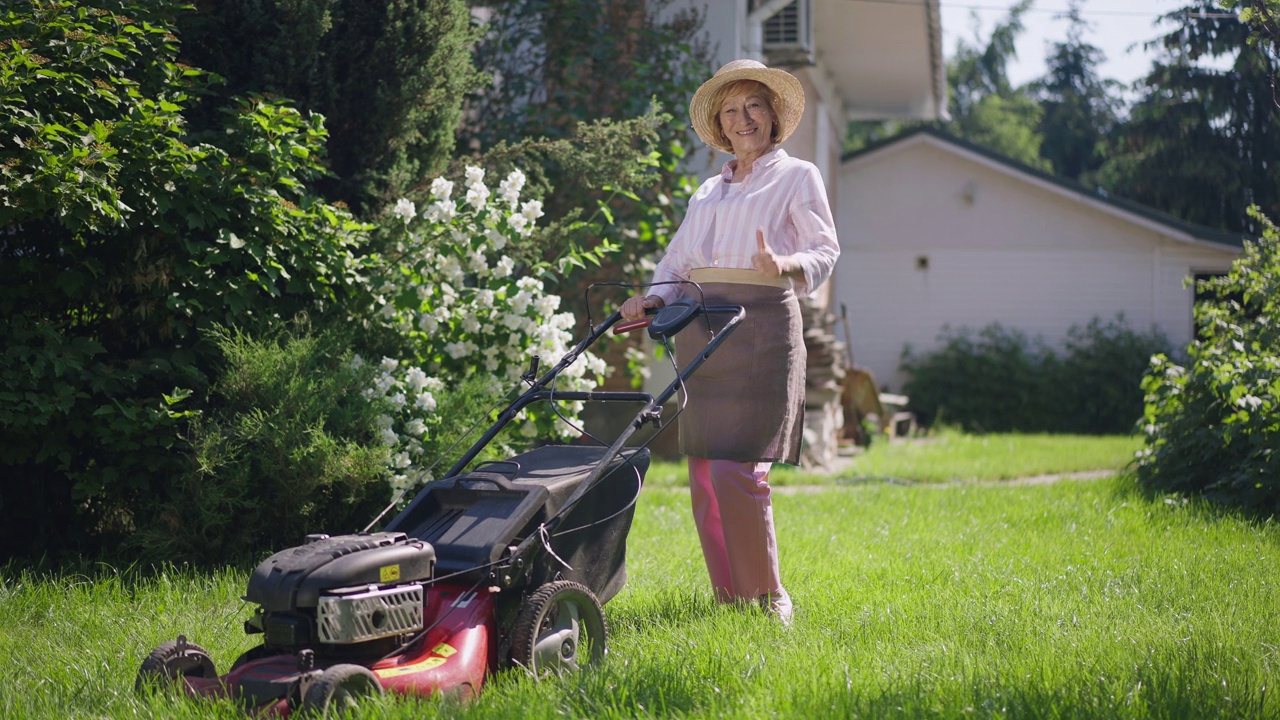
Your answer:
[649,147,840,304]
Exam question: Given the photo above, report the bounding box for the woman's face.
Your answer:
[717,86,775,159]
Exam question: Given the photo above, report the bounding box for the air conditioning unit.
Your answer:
[761,0,813,66]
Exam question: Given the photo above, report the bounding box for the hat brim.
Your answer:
[689,66,805,155]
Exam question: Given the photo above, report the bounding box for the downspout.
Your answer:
[925,0,950,121]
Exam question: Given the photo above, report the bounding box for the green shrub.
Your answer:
[902,316,1171,434]
[900,323,1048,432]
[125,325,511,564]
[0,0,378,559]
[1136,207,1280,515]
[1056,317,1174,434]
[0,0,669,562]
[126,326,389,564]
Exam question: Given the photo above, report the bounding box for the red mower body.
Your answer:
[169,583,495,715]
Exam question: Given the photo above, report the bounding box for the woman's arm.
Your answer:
[783,163,841,295]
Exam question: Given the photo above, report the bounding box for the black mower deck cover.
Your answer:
[386,445,649,603]
[246,532,435,612]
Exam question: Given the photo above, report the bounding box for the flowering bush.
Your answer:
[361,167,613,494]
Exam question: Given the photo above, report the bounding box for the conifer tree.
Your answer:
[1098,0,1279,233]
[177,0,484,215]
[1030,1,1122,183]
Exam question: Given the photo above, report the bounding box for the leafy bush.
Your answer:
[901,316,1171,434]
[1135,207,1280,515]
[366,167,611,494]
[0,0,654,562]
[1056,317,1174,434]
[126,327,390,563]
[0,0,377,558]
[901,324,1048,432]
[123,158,616,563]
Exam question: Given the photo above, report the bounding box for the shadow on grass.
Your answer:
[0,555,259,593]
[607,589,724,635]
[1109,470,1280,538]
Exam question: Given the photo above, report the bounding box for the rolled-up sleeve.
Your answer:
[787,163,840,296]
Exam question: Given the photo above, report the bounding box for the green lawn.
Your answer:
[645,431,1145,487]
[2,434,1276,719]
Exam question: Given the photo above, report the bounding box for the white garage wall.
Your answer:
[836,134,1241,392]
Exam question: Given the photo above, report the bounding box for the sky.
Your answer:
[938,0,1200,90]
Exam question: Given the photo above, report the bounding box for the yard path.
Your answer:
[774,468,1117,494]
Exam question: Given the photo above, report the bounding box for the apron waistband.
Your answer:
[688,267,792,289]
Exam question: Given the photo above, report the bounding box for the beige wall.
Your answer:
[837,137,1241,392]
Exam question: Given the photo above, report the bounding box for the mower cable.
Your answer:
[543,461,644,538]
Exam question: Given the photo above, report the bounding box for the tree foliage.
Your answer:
[0,0,379,558]
[1097,1,1280,234]
[174,0,484,216]
[943,0,1047,168]
[458,0,711,295]
[1029,1,1122,182]
[1221,0,1280,106]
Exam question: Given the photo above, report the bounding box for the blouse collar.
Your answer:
[720,147,789,182]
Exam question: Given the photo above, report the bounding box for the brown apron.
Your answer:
[673,277,805,464]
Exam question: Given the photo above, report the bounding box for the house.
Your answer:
[666,0,947,187]
[835,128,1247,393]
[641,0,948,465]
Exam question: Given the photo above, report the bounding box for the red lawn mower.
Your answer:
[136,291,743,715]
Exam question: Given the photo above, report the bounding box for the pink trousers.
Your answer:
[687,456,783,602]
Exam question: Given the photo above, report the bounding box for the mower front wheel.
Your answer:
[135,635,217,693]
[509,580,607,678]
[299,663,383,716]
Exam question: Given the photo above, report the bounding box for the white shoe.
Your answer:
[759,589,793,627]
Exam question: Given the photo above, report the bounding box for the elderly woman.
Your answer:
[621,59,840,625]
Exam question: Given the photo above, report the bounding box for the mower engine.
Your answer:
[243,532,436,655]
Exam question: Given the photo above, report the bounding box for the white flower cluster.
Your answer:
[353,355,443,495]
[368,166,607,492]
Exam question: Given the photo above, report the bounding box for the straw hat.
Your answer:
[689,59,806,154]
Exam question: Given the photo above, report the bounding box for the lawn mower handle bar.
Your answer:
[435,303,745,490]
[501,302,746,560]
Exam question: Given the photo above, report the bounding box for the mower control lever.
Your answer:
[636,407,662,427]
[521,355,540,384]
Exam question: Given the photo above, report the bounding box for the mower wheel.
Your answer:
[135,635,217,693]
[299,663,383,716]
[509,580,607,678]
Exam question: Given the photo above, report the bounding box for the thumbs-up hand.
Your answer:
[751,227,797,278]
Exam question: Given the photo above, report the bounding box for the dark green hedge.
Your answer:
[901,316,1172,435]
